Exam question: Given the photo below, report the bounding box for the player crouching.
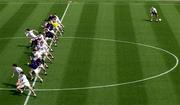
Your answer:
[25,28,38,49]
[28,59,44,83]
[44,28,58,47]
[16,72,36,96]
[150,7,161,22]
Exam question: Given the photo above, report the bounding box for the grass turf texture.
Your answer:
[0,0,180,105]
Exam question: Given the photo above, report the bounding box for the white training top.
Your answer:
[25,30,37,39]
[150,7,157,14]
[55,15,62,25]
[38,34,48,46]
[14,67,23,75]
[38,43,48,53]
[19,74,29,84]
[34,51,43,60]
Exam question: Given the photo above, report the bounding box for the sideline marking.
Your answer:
[61,1,72,22]
[23,1,72,105]
[0,1,180,5]
[0,36,179,91]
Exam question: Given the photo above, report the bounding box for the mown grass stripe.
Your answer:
[0,3,23,29]
[175,3,180,12]
[114,3,148,105]
[0,3,38,79]
[0,4,38,55]
[145,3,180,104]
[86,3,118,105]
[56,3,99,105]
[174,4,180,41]
[130,4,179,105]
[0,3,38,104]
[47,3,66,18]
[0,3,7,12]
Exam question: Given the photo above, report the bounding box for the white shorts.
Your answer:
[45,37,53,41]
[31,68,41,74]
[40,50,48,56]
[34,68,41,74]
[39,64,44,68]
[19,82,30,88]
[24,82,31,87]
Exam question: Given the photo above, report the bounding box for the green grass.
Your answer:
[114,3,148,105]
[0,0,180,105]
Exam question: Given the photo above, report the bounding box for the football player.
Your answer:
[16,72,36,96]
[150,7,159,22]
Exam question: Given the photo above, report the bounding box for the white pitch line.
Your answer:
[34,37,179,91]
[60,1,72,22]
[0,36,179,92]
[23,77,37,105]
[0,88,16,91]
[23,1,72,105]
[0,36,25,40]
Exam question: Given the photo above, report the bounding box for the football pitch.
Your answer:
[0,0,180,105]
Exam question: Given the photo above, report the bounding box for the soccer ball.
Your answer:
[159,18,162,22]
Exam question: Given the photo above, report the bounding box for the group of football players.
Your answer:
[11,13,64,96]
[10,6,160,97]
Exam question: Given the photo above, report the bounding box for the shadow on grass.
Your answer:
[144,18,151,22]
[17,44,30,48]
[24,51,32,56]
[2,83,16,88]
[2,83,28,96]
[10,90,23,96]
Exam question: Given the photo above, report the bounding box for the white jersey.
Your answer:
[20,75,28,83]
[33,51,43,60]
[25,30,37,39]
[34,67,41,74]
[19,74,30,87]
[38,44,48,54]
[14,67,23,76]
[38,34,48,46]
[150,7,157,14]
[55,15,62,25]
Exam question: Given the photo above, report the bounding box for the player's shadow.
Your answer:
[144,19,151,22]
[24,51,32,56]
[10,90,23,96]
[2,83,28,96]
[17,44,30,48]
[2,83,16,88]
[10,90,28,96]
[2,83,18,96]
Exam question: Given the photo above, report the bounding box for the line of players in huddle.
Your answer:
[11,13,64,96]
